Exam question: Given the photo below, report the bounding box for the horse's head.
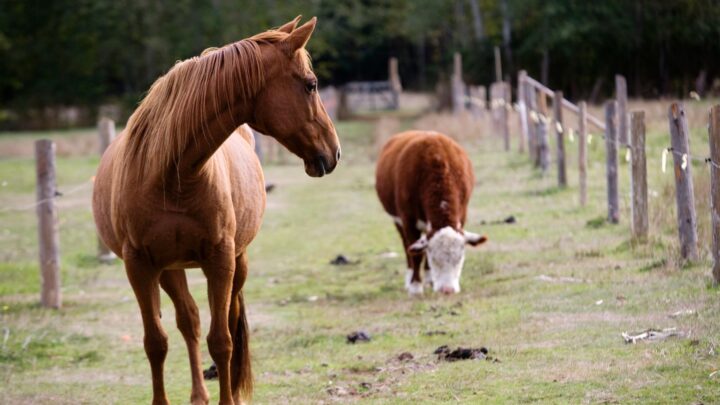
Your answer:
[251,17,340,177]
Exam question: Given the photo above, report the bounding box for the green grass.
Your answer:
[1,111,719,404]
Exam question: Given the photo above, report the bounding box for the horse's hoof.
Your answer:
[190,393,210,405]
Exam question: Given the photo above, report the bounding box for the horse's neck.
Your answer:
[178,102,254,177]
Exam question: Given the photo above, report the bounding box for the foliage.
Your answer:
[1,0,720,112]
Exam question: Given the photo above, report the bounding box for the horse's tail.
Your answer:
[232,290,253,401]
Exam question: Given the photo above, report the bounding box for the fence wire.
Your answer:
[0,177,94,213]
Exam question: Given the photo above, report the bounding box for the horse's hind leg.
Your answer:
[201,239,236,405]
[160,270,209,405]
[229,253,252,403]
[123,248,169,405]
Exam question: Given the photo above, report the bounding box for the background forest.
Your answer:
[1,0,720,127]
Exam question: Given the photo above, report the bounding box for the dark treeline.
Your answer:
[1,0,720,119]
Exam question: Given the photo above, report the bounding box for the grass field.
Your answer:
[1,104,719,404]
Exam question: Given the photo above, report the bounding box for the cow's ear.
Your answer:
[408,235,428,252]
[464,231,487,246]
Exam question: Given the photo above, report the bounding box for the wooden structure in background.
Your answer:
[605,101,619,224]
[668,103,698,261]
[630,111,648,240]
[35,140,61,308]
[709,106,720,284]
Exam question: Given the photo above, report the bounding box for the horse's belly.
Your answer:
[139,213,216,269]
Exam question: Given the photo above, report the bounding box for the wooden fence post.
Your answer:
[494,46,502,82]
[526,82,537,161]
[97,118,117,263]
[630,111,648,240]
[616,75,629,146]
[452,52,465,114]
[502,82,511,151]
[388,57,402,109]
[605,101,620,223]
[35,140,61,309]
[537,92,549,172]
[579,101,588,206]
[553,90,567,186]
[668,102,699,261]
[517,70,528,153]
[489,83,499,137]
[709,105,720,284]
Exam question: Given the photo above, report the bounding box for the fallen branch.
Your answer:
[621,328,686,344]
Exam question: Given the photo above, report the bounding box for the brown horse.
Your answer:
[92,17,339,405]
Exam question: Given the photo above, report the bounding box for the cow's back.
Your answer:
[375,131,474,220]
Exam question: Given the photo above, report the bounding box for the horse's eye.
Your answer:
[305,80,317,94]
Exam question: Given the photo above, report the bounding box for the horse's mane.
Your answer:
[117,29,310,183]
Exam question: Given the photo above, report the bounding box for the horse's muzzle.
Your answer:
[305,153,338,177]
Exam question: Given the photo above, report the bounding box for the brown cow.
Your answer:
[375,130,487,295]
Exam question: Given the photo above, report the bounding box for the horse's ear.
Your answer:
[281,17,316,57]
[277,15,302,33]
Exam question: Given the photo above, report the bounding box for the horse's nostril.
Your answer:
[336,148,342,162]
[314,156,327,176]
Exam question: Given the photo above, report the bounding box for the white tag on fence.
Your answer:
[625,148,631,162]
[556,122,563,133]
[661,149,668,173]
[588,134,593,145]
[568,128,575,142]
[681,154,688,170]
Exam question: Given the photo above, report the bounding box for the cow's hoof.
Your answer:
[407,282,424,296]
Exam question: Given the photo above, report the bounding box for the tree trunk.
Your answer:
[467,0,485,41]
[541,48,549,85]
[501,0,513,80]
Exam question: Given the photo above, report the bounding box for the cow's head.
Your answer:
[408,226,486,294]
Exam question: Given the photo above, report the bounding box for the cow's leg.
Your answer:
[393,223,414,290]
[202,239,236,405]
[160,270,209,405]
[423,254,433,289]
[395,223,413,291]
[123,247,169,405]
[400,219,424,295]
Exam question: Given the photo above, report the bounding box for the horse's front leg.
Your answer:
[123,246,169,405]
[201,239,236,405]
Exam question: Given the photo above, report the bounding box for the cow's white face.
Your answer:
[426,227,466,293]
[408,225,487,294]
